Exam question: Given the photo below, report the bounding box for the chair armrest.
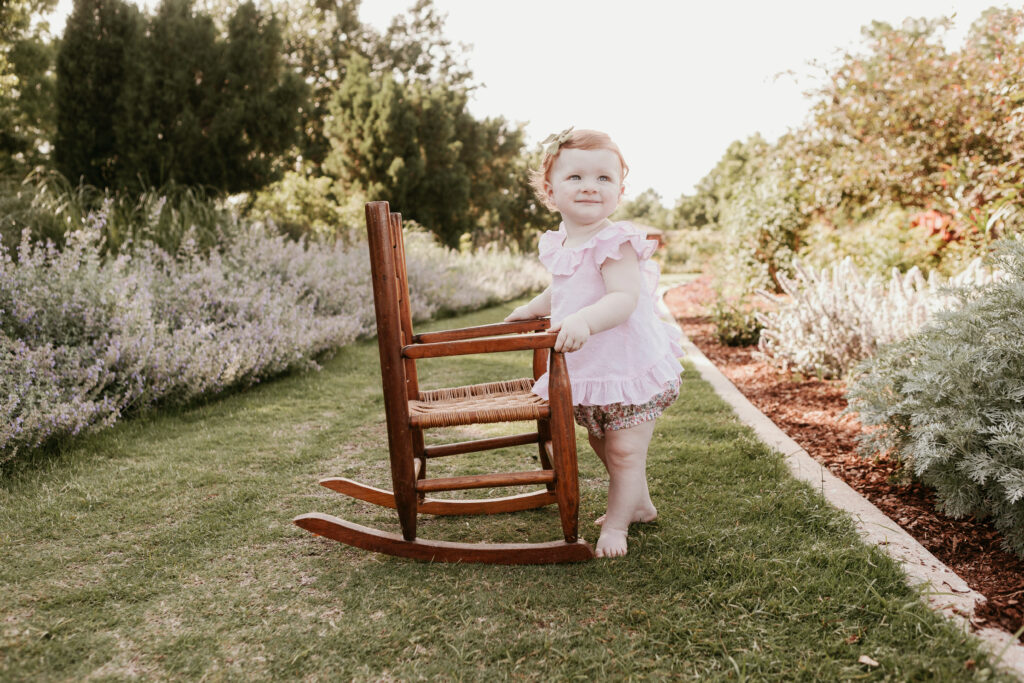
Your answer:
[403,332,558,359]
[412,318,550,344]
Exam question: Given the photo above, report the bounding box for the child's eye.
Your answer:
[599,175,611,182]
[569,174,581,180]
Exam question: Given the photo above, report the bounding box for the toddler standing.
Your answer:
[505,128,684,558]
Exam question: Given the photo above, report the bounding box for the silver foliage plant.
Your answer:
[0,215,547,462]
[846,239,1024,558]
[755,256,999,379]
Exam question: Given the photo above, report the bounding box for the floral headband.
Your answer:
[540,126,574,156]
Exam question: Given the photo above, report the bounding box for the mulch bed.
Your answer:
[663,275,1024,642]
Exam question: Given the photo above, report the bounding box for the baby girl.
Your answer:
[506,128,683,558]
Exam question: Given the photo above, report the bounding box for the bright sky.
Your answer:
[52,0,1003,204]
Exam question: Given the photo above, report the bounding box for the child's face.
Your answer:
[544,148,624,228]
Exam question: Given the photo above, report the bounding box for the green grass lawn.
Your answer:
[0,302,1009,681]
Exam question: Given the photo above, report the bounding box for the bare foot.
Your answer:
[595,527,628,558]
[595,503,658,526]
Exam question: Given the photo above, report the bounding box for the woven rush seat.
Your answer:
[410,378,549,428]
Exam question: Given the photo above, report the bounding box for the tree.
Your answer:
[0,0,58,176]
[323,55,528,247]
[613,188,671,231]
[56,0,305,193]
[273,0,472,171]
[55,0,141,187]
[273,0,373,168]
[323,56,465,245]
[673,135,767,231]
[455,120,548,248]
[113,0,223,189]
[370,0,472,87]
[798,10,1024,233]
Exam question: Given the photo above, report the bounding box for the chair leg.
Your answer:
[534,347,555,492]
[547,352,580,544]
[536,419,556,492]
[386,426,419,542]
[412,427,427,503]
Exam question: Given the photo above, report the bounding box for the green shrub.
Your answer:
[717,163,806,293]
[661,227,725,274]
[801,208,932,276]
[800,207,995,280]
[0,172,97,251]
[244,168,364,243]
[846,238,1024,557]
[709,298,763,347]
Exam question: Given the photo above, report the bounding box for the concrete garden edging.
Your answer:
[659,290,1024,678]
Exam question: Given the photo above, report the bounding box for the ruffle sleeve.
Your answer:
[537,222,658,277]
[591,222,658,266]
[537,228,580,275]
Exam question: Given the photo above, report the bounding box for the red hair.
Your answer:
[529,129,629,211]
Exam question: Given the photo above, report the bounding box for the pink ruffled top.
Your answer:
[532,221,684,406]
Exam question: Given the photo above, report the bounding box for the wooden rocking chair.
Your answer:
[293,201,595,563]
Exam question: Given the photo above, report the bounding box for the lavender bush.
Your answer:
[0,211,547,462]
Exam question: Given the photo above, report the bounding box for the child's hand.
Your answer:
[551,312,590,352]
[504,305,537,322]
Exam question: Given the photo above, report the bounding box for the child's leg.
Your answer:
[588,434,613,525]
[588,433,607,467]
[595,419,657,558]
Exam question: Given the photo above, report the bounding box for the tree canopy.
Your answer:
[1,0,59,175]
[323,55,532,247]
[10,0,541,246]
[56,0,304,193]
[677,9,1024,290]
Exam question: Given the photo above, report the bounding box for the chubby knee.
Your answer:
[602,423,654,468]
[601,441,646,470]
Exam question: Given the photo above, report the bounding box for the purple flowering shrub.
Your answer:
[0,213,546,461]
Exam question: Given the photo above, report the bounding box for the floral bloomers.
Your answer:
[572,379,681,439]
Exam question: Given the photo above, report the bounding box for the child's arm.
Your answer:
[504,286,552,321]
[553,247,643,353]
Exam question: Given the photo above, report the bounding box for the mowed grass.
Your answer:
[0,302,1008,681]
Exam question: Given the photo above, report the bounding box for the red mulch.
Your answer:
[664,275,1024,641]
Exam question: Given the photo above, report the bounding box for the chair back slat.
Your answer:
[389,212,420,400]
[366,202,420,536]
[365,201,413,426]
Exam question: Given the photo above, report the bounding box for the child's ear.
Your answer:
[544,181,555,203]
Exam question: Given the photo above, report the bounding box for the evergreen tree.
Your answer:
[55,0,141,187]
[114,0,222,188]
[323,56,464,245]
[323,55,529,247]
[454,117,547,248]
[57,0,304,193]
[215,2,306,191]
[275,0,471,171]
